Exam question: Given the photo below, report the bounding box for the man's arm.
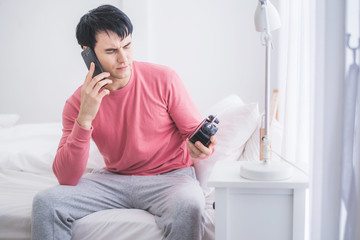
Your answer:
[53,111,92,186]
[53,63,112,185]
[165,70,217,159]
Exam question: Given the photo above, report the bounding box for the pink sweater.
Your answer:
[53,61,202,185]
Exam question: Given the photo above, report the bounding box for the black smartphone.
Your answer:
[81,47,104,78]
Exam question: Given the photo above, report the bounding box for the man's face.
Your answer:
[93,31,133,88]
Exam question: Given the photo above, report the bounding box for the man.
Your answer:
[31,4,217,240]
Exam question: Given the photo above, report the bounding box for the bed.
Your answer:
[0,95,262,240]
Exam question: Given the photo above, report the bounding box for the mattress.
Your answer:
[0,169,215,240]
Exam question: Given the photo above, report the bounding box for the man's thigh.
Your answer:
[34,169,135,219]
[132,167,205,215]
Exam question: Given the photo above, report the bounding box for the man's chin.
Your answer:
[109,75,128,82]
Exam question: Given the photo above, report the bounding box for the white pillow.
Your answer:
[0,123,62,174]
[240,117,283,162]
[0,122,105,175]
[193,95,260,195]
[239,117,261,161]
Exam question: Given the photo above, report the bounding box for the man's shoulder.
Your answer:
[134,61,177,76]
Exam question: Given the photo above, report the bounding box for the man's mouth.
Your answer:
[117,65,128,71]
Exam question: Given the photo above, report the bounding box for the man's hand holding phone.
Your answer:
[77,62,112,129]
[186,135,217,159]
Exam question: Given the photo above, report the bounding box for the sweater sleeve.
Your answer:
[52,98,92,186]
[166,70,202,139]
[166,69,215,159]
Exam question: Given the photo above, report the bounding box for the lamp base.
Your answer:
[240,161,293,181]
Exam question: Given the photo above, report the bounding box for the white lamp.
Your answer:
[240,0,293,181]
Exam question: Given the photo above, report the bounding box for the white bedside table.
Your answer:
[208,161,309,240]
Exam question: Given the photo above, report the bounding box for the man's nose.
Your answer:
[117,49,127,63]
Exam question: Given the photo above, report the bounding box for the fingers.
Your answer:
[194,141,212,155]
[93,79,112,93]
[207,135,218,149]
[84,62,110,86]
[85,62,96,84]
[186,139,206,158]
[97,87,111,100]
[83,64,111,96]
[88,71,111,89]
[94,71,111,82]
[186,136,218,159]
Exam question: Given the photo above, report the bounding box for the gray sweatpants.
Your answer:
[31,167,205,240]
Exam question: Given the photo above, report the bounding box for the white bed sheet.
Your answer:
[0,169,215,240]
[0,170,58,240]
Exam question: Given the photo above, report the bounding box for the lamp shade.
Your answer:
[254,0,281,32]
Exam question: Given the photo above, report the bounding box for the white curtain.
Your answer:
[309,0,360,240]
[279,0,360,239]
[340,0,360,238]
[340,48,360,239]
[276,0,312,169]
[310,1,345,238]
[275,1,313,239]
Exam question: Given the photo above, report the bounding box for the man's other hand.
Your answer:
[186,135,217,159]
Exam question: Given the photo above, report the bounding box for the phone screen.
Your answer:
[81,47,104,78]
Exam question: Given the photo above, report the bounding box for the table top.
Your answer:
[208,161,309,189]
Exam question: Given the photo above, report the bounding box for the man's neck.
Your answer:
[106,75,131,91]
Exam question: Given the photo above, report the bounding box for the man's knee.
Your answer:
[33,189,52,211]
[172,188,205,222]
[32,186,66,214]
[162,191,205,239]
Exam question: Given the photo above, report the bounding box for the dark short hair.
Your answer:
[76,5,133,49]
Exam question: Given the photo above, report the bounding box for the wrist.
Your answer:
[76,117,92,130]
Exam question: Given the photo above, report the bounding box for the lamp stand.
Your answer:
[240,0,293,181]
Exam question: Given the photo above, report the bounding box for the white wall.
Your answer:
[0,0,122,123]
[0,0,272,123]
[124,0,275,117]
